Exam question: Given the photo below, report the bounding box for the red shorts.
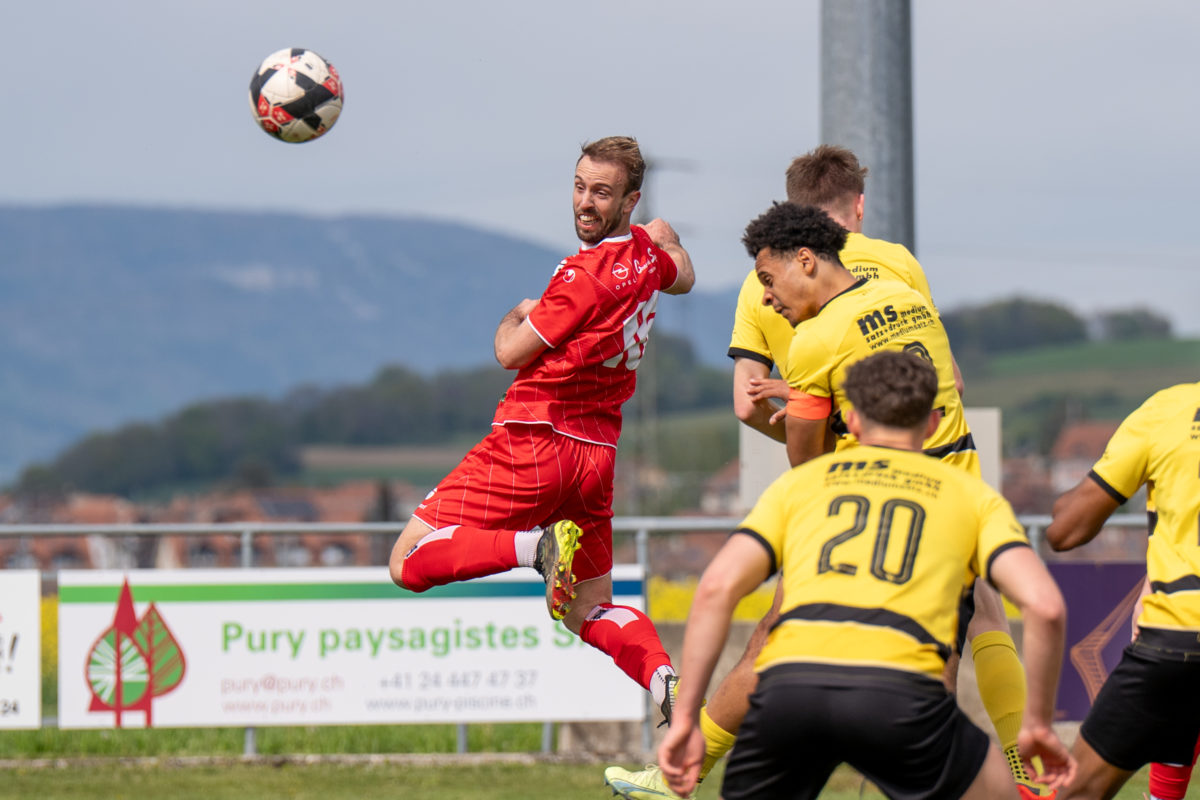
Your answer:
[411,423,616,581]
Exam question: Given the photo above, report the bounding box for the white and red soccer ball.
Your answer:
[249,48,343,143]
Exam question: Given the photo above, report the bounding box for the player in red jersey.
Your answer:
[388,136,695,718]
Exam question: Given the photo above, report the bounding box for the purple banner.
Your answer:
[1047,562,1145,722]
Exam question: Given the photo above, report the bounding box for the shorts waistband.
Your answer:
[759,662,948,694]
[1136,627,1200,653]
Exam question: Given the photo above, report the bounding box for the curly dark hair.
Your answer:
[841,351,938,429]
[741,202,848,262]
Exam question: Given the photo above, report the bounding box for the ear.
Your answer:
[797,248,818,275]
[855,194,865,221]
[924,409,942,440]
[845,408,863,438]
[623,190,641,217]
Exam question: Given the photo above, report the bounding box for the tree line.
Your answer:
[14,332,730,499]
[11,298,1173,500]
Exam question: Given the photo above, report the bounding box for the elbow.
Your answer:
[1026,587,1068,637]
[1044,497,1077,552]
[732,395,757,426]
[494,344,527,370]
[694,568,742,611]
[1044,525,1070,552]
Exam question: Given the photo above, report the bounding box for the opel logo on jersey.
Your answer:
[613,264,629,280]
[561,268,576,283]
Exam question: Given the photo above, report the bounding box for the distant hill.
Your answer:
[959,337,1200,453]
[0,205,737,482]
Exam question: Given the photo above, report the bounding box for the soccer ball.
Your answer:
[249,48,343,143]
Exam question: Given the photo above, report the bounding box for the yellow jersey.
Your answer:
[726,232,937,371]
[782,278,978,474]
[741,445,1030,678]
[1090,382,1200,632]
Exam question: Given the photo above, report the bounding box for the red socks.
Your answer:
[580,603,672,689]
[399,525,517,592]
[1149,733,1200,800]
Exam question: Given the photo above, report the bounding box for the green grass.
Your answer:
[3,723,545,758]
[0,758,1182,799]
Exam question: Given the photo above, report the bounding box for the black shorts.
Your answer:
[721,663,990,800]
[1079,627,1200,771]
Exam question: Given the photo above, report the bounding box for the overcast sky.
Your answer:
[9,0,1200,334]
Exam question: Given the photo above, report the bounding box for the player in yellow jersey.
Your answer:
[607,149,1032,799]
[757,206,1036,794]
[727,145,956,444]
[1045,382,1200,799]
[657,351,1074,800]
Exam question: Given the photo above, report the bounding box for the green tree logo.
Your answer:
[84,578,186,727]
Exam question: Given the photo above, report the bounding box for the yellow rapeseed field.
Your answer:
[647,576,778,622]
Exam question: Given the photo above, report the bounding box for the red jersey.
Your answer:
[494,225,679,447]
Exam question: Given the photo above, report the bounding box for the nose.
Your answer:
[760,289,774,306]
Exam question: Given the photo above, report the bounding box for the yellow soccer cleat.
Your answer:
[604,764,687,799]
[533,519,581,620]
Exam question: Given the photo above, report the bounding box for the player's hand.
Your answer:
[641,218,681,248]
[657,720,704,797]
[746,377,789,402]
[1018,723,1076,791]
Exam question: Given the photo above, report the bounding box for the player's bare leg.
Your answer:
[560,572,613,634]
[606,579,783,799]
[960,745,1021,799]
[1058,735,1135,800]
[388,516,434,588]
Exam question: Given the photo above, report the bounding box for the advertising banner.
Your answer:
[58,566,645,729]
[0,570,41,729]
[1049,561,1146,721]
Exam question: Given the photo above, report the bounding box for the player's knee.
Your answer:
[388,553,408,589]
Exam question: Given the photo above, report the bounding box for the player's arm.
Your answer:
[641,218,695,295]
[732,357,787,443]
[988,545,1075,788]
[1044,473,1123,552]
[659,533,772,796]
[782,386,834,466]
[494,298,547,369]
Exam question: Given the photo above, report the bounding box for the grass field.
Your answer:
[0,752,1186,799]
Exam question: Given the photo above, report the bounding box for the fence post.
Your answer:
[241,528,257,758]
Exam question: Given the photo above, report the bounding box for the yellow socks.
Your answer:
[698,706,738,781]
[971,630,1026,779]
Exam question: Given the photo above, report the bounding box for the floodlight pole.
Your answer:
[820,0,916,253]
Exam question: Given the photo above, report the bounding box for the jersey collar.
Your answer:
[579,232,634,251]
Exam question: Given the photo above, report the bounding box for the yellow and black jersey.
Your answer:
[782,278,978,475]
[841,232,935,310]
[1089,382,1200,632]
[739,445,1030,679]
[727,269,796,370]
[726,234,937,370]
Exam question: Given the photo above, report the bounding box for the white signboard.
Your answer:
[58,566,645,729]
[0,570,41,729]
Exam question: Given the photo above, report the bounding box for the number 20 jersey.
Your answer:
[496,225,678,448]
[740,444,1031,679]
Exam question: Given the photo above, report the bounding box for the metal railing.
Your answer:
[0,513,1149,756]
